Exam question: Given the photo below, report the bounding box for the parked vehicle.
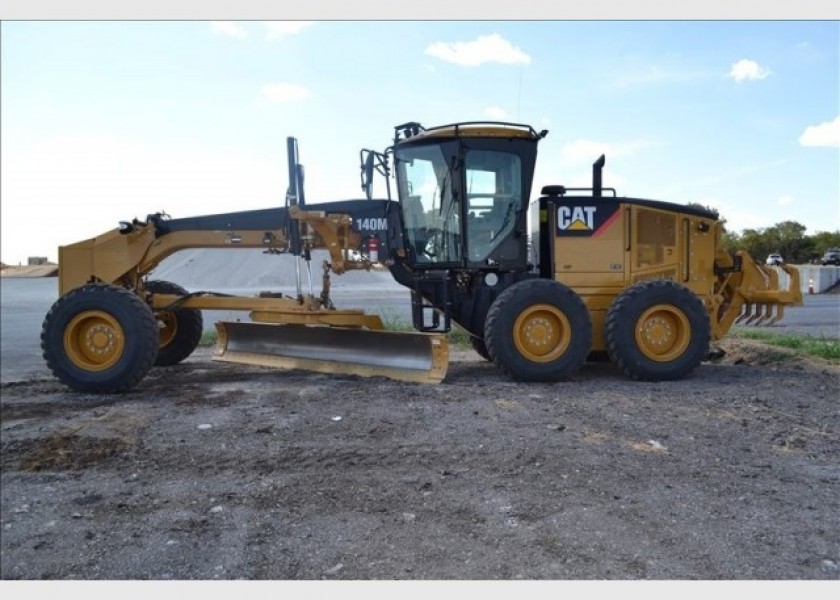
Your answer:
[820,248,840,266]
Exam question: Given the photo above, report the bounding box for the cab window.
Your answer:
[465,150,522,263]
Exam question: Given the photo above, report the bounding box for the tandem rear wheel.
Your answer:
[484,279,592,382]
[605,280,710,381]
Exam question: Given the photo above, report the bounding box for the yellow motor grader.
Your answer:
[41,121,802,393]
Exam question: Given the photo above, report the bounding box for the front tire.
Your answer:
[146,280,203,366]
[485,279,592,382]
[605,280,710,381]
[41,283,158,393]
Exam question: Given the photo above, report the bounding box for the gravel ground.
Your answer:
[1,339,839,580]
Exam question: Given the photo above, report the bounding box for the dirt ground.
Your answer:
[1,339,838,580]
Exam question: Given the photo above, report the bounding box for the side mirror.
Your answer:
[360,149,376,200]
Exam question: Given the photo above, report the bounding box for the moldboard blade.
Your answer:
[213,321,448,384]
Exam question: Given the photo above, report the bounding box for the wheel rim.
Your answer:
[513,304,571,363]
[156,311,178,348]
[63,310,126,371]
[635,303,691,362]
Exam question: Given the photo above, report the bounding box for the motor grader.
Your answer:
[41,121,802,393]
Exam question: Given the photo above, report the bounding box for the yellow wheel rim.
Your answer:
[63,310,126,371]
[635,303,691,362]
[513,304,571,363]
[156,311,178,348]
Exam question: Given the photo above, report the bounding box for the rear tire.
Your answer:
[605,280,710,381]
[146,280,203,366]
[41,283,158,393]
[485,279,592,381]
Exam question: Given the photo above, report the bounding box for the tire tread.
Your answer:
[41,283,158,393]
[604,279,710,381]
[485,278,591,382]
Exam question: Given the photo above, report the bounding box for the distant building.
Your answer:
[28,257,49,265]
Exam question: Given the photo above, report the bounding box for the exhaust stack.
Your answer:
[593,154,605,198]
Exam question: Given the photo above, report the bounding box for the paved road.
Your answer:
[744,293,839,339]
[2,277,838,383]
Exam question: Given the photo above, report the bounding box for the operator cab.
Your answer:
[391,122,545,271]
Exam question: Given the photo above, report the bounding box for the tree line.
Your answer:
[684,204,839,264]
[721,221,840,265]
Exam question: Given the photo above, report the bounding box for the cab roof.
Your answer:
[394,121,547,145]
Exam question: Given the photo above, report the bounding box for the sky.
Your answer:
[1,19,838,264]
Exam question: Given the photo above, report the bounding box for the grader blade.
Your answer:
[213,321,449,384]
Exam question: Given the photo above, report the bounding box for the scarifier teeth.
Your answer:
[737,303,785,327]
[744,312,761,326]
[766,305,785,325]
[736,303,753,324]
[754,304,771,326]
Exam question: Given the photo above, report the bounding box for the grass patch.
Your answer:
[378,307,472,348]
[199,331,218,347]
[446,326,472,349]
[383,320,472,348]
[378,307,415,332]
[731,329,840,361]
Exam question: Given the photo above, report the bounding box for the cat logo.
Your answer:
[557,205,596,231]
[554,200,620,237]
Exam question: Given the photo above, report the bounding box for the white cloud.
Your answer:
[265,21,314,40]
[777,195,795,207]
[256,82,312,105]
[728,59,772,82]
[483,106,507,119]
[211,21,247,39]
[425,33,531,67]
[798,116,840,148]
[560,138,657,165]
